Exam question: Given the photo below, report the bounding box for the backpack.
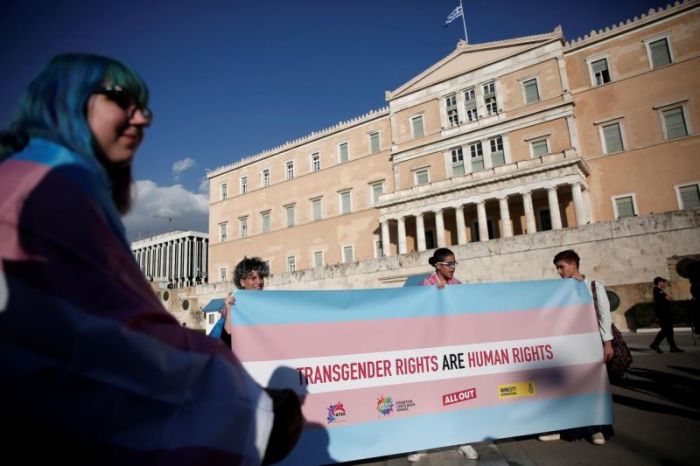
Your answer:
[592,281,633,379]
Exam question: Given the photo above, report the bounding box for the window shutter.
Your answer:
[650,39,671,67]
[591,59,608,74]
[532,139,548,157]
[679,185,700,209]
[615,197,635,218]
[412,117,424,137]
[664,108,687,139]
[524,80,539,104]
[603,123,623,153]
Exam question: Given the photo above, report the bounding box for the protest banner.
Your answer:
[231,279,613,464]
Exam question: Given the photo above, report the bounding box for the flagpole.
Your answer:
[460,0,469,43]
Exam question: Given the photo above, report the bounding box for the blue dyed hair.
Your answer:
[0,53,149,160]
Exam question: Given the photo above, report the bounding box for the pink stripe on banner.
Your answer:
[301,362,607,428]
[231,304,596,361]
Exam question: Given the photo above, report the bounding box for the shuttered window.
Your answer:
[523,79,540,104]
[591,58,611,85]
[603,122,624,154]
[663,107,688,139]
[532,138,549,157]
[615,196,636,218]
[649,38,672,68]
[489,136,505,166]
[412,115,424,138]
[679,185,700,210]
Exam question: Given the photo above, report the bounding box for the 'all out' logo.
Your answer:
[327,402,347,424]
[376,395,394,417]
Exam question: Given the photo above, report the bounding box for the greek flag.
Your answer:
[445,5,463,26]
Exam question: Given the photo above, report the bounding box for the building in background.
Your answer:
[131,230,208,288]
[204,2,699,323]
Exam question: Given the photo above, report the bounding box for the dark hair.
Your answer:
[553,249,580,267]
[234,256,270,289]
[0,53,149,161]
[653,276,666,286]
[428,248,455,267]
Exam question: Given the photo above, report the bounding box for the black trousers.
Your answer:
[651,316,677,349]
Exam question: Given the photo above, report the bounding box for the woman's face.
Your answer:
[435,254,457,280]
[239,270,265,290]
[86,86,150,164]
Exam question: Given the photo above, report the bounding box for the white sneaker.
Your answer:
[457,444,479,459]
[407,452,427,462]
[538,433,561,441]
[591,431,606,445]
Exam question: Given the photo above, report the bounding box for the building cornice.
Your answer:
[131,230,209,249]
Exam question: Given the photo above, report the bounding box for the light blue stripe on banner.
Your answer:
[278,392,613,465]
[234,279,592,326]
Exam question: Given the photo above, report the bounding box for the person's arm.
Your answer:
[594,281,614,362]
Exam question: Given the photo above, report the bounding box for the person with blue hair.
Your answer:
[0,53,301,465]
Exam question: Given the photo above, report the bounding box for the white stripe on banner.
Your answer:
[244,332,602,394]
[445,6,463,25]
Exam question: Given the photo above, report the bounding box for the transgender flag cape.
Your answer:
[0,138,273,465]
[232,280,613,464]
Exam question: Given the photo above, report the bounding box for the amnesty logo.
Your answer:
[498,381,536,399]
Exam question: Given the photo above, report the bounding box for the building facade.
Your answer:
[207,2,699,285]
[131,230,209,287]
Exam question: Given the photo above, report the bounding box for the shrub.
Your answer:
[624,300,693,331]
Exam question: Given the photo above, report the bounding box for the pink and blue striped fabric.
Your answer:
[0,139,273,465]
[232,280,613,464]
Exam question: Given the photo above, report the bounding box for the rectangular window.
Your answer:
[470,142,484,171]
[662,107,688,139]
[339,190,352,214]
[342,245,354,263]
[285,161,294,180]
[489,136,505,166]
[239,216,248,238]
[287,256,296,272]
[311,197,322,221]
[414,168,429,186]
[590,58,611,86]
[219,267,227,282]
[262,169,270,187]
[451,146,464,176]
[602,122,624,154]
[338,142,349,163]
[311,152,321,172]
[371,181,384,205]
[218,222,227,242]
[240,176,248,194]
[411,115,424,138]
[523,78,540,104]
[648,37,672,68]
[260,210,271,233]
[483,81,498,115]
[531,138,549,157]
[464,87,478,122]
[369,132,380,154]
[678,184,700,210]
[614,195,636,218]
[445,93,458,127]
[220,183,228,200]
[374,239,383,258]
[286,204,295,227]
[313,250,324,268]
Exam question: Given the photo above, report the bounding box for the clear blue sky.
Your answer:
[0,0,666,240]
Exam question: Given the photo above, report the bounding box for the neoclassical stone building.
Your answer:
[207,2,699,290]
[131,230,209,287]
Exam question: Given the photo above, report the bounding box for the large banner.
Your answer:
[231,279,613,465]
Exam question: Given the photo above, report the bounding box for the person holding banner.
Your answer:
[0,53,300,464]
[538,249,613,445]
[407,248,480,461]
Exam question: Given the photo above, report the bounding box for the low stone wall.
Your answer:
[194,209,700,331]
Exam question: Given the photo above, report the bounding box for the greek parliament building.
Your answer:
[203,2,700,319]
[131,230,209,287]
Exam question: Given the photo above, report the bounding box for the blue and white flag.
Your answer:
[445,5,463,26]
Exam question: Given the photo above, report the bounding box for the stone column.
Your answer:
[434,209,446,248]
[582,188,593,224]
[397,216,407,255]
[499,197,513,238]
[184,237,191,286]
[455,205,467,245]
[571,182,585,227]
[547,187,563,230]
[415,212,426,252]
[522,192,537,234]
[477,200,489,242]
[202,239,208,283]
[381,220,391,257]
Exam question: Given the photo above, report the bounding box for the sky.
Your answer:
[0,0,667,241]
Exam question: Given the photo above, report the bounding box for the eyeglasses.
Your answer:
[437,261,458,268]
[96,86,153,122]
